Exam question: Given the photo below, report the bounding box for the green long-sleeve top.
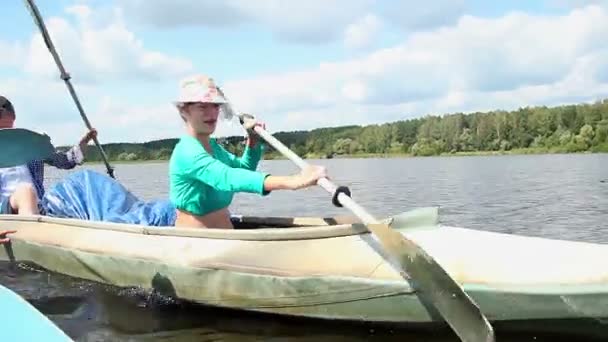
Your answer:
[169,135,269,216]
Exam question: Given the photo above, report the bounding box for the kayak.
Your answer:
[0,284,72,341]
[1,207,608,337]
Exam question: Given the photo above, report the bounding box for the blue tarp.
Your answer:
[41,170,176,226]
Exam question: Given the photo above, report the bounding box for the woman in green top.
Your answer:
[169,74,328,229]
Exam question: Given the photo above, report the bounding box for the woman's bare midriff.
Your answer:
[174,207,234,229]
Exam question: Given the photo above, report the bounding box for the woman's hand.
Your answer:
[241,114,265,147]
[245,122,265,147]
[290,165,328,190]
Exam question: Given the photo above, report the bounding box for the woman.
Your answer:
[169,75,327,229]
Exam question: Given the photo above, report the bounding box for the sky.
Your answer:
[1,0,608,145]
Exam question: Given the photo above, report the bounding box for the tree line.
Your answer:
[78,98,608,162]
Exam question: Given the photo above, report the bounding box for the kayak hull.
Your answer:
[2,208,608,337]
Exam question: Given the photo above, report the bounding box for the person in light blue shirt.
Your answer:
[0,95,97,216]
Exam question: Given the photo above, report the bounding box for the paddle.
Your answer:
[215,83,494,341]
[241,114,493,341]
[0,128,56,168]
[22,0,115,179]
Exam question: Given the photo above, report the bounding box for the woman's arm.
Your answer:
[216,140,264,171]
[187,149,326,194]
[217,120,266,171]
[263,165,328,192]
[187,149,269,194]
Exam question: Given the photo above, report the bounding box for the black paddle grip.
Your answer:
[332,185,351,207]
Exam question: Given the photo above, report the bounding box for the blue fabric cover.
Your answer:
[42,170,175,226]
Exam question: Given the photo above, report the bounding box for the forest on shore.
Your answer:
[78,98,608,162]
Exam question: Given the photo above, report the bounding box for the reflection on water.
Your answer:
[2,154,608,341]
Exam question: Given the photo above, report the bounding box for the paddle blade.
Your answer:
[360,223,495,342]
[0,128,56,168]
[384,207,440,231]
[216,86,236,122]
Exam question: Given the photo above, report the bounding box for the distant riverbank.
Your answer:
[293,147,604,160]
[78,98,608,164]
[83,146,607,165]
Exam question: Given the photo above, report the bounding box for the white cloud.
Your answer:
[1,3,197,145]
[344,14,383,50]
[381,0,465,31]
[29,95,247,145]
[0,77,115,148]
[341,79,369,102]
[24,4,193,83]
[236,0,373,43]
[0,40,25,67]
[217,5,608,132]
[4,2,608,146]
[90,98,185,143]
[118,0,375,43]
[117,0,249,28]
[117,0,466,45]
[549,0,608,9]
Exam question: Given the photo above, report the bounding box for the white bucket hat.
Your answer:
[174,74,228,106]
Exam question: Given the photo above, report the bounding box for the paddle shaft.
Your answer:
[252,126,377,222]
[23,0,115,179]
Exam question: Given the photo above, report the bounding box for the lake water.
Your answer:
[1,153,607,341]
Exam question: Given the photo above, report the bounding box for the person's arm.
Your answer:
[187,149,269,194]
[45,129,97,169]
[78,129,97,154]
[218,119,266,171]
[44,147,83,169]
[187,149,327,194]
[216,141,265,171]
[263,165,328,192]
[0,229,16,244]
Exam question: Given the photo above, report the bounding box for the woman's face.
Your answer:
[182,102,220,135]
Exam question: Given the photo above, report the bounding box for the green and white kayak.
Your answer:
[1,207,607,338]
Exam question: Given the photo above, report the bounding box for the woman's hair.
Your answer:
[176,102,189,122]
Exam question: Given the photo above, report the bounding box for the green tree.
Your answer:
[332,138,353,155]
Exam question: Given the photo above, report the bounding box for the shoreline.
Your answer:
[83,148,604,165]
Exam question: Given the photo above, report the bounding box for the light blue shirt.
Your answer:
[0,165,36,200]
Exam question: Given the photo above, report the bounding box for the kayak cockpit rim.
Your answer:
[0,214,385,241]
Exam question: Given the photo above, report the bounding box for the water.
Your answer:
[2,153,608,341]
